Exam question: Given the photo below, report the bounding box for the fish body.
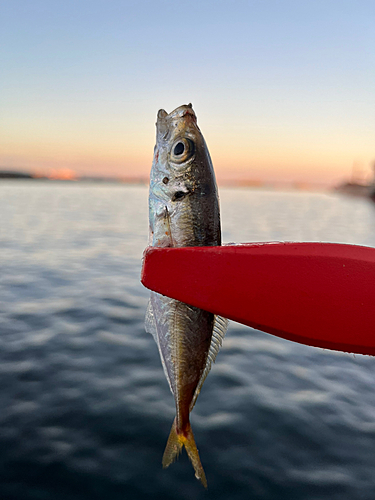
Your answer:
[145,104,227,487]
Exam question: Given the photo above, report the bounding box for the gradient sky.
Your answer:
[1,0,374,185]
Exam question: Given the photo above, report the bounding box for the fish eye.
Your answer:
[170,138,195,164]
[173,142,185,156]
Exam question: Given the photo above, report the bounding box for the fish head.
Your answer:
[149,104,220,247]
[154,104,203,171]
[152,104,216,193]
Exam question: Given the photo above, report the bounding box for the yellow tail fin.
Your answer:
[162,417,207,488]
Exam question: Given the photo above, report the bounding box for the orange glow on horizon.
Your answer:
[45,168,78,181]
[1,124,373,188]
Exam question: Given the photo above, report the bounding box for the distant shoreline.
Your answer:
[0,170,340,192]
[0,171,148,184]
[0,171,34,179]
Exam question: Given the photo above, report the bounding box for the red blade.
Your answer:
[141,242,375,356]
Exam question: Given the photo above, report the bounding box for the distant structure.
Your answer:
[369,162,375,200]
[335,161,375,199]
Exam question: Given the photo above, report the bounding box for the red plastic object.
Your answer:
[141,242,375,356]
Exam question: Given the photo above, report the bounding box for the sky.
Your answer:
[1,0,374,186]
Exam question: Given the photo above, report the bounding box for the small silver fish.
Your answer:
[145,104,228,487]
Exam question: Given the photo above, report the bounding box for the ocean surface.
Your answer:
[1,181,375,500]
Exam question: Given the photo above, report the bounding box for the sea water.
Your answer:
[1,181,375,500]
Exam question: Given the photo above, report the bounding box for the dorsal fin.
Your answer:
[145,299,157,339]
[145,296,174,394]
[189,316,228,410]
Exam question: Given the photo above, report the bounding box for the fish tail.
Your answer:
[162,417,207,488]
[162,417,184,467]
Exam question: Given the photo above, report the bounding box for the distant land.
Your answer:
[0,169,148,184]
[0,171,34,179]
[0,169,332,191]
[4,168,372,194]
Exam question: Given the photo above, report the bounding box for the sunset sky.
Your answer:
[1,0,374,186]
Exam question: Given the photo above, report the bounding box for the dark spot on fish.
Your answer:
[162,177,169,184]
[173,142,185,156]
[172,190,188,202]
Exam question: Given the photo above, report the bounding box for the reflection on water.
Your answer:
[1,181,375,499]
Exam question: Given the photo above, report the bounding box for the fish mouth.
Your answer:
[167,103,196,120]
[156,104,198,144]
[157,103,195,121]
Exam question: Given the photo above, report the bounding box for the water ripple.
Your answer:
[1,183,375,499]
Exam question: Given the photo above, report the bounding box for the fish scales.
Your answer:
[145,104,227,487]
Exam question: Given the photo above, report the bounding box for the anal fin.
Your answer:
[190,315,229,410]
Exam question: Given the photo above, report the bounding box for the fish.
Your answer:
[145,104,228,487]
